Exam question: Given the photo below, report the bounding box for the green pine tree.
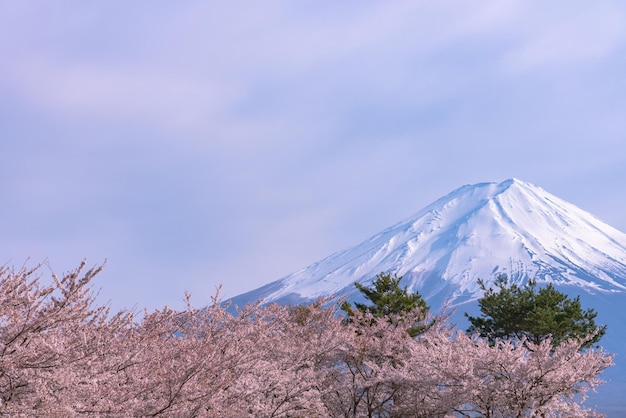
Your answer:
[465,275,606,350]
[341,272,429,337]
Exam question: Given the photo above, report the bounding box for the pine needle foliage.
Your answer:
[341,272,429,337]
[465,275,606,350]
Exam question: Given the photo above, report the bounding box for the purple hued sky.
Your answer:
[1,1,625,311]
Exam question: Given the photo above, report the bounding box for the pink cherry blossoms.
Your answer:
[0,262,613,416]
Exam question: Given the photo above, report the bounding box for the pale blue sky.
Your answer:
[1,1,625,311]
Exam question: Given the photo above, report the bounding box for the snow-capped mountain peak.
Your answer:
[229,179,626,309]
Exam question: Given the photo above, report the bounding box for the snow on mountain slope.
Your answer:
[228,179,626,309]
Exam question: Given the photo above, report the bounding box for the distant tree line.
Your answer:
[0,264,612,416]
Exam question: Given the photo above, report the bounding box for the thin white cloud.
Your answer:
[4,56,240,131]
[501,3,626,73]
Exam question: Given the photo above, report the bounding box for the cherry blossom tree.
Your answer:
[216,301,346,417]
[448,331,612,417]
[0,261,615,416]
[0,260,136,415]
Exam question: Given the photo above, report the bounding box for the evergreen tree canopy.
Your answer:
[341,272,429,337]
[465,275,606,350]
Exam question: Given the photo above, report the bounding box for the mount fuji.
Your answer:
[229,178,626,309]
[228,178,626,414]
